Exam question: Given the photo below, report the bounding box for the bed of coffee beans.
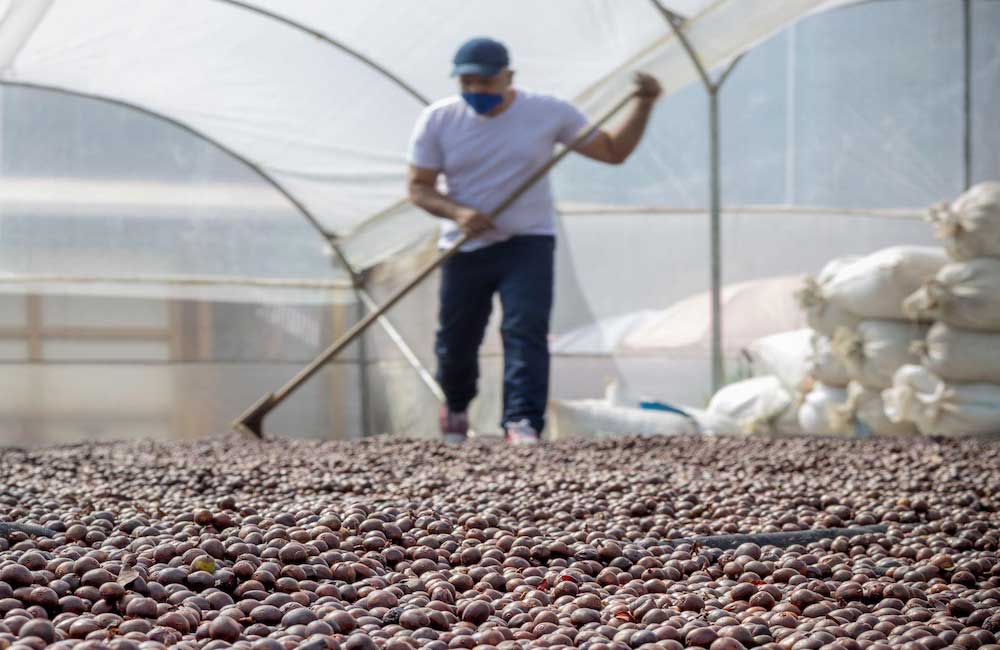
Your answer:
[0,435,997,650]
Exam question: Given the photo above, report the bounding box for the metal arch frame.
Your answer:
[210,0,431,108]
[963,0,972,191]
[649,0,743,394]
[0,80,446,435]
[208,0,435,255]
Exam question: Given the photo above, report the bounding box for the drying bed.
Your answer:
[0,435,997,650]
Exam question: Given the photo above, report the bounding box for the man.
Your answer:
[407,37,661,445]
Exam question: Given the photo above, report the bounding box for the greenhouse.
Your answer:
[0,0,997,441]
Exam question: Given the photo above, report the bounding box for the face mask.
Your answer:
[462,92,504,115]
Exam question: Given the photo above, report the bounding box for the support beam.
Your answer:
[785,23,798,204]
[708,87,723,392]
[26,295,42,362]
[355,296,372,437]
[326,242,371,437]
[356,289,445,405]
[651,0,743,393]
[326,241,446,436]
[963,0,972,190]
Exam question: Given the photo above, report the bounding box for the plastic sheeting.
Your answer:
[0,0,839,269]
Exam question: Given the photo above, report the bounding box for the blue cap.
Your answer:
[451,37,509,77]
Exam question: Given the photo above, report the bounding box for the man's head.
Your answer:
[452,37,514,115]
[452,37,509,78]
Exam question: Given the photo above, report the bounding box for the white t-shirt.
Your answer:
[407,90,590,251]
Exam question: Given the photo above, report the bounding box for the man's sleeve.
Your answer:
[407,108,444,170]
[555,100,596,147]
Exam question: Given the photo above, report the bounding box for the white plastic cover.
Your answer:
[548,398,699,441]
[0,0,840,268]
[620,276,806,356]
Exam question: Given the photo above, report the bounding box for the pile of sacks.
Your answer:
[706,243,947,437]
[707,181,1000,438]
[797,244,946,436]
[886,181,1000,435]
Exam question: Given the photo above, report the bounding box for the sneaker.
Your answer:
[439,406,469,444]
[504,418,540,445]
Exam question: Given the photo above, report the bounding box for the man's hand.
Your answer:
[454,206,494,237]
[633,72,662,101]
[572,72,662,165]
[409,165,494,237]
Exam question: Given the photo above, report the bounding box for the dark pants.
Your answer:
[435,235,555,433]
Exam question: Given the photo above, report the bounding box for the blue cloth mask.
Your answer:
[462,92,504,115]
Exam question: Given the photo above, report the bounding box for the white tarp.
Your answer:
[620,275,806,356]
[551,276,806,357]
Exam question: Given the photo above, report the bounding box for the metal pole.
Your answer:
[708,87,723,392]
[707,54,742,394]
[963,0,972,190]
[357,288,446,405]
[785,23,798,204]
[652,0,742,394]
[233,91,638,437]
[355,293,371,437]
[324,241,374,438]
[329,241,445,416]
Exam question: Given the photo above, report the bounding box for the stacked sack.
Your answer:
[884,182,1000,436]
[797,329,854,435]
[717,315,856,436]
[796,246,947,435]
[707,329,813,436]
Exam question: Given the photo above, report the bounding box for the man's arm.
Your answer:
[407,166,494,237]
[573,72,662,165]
